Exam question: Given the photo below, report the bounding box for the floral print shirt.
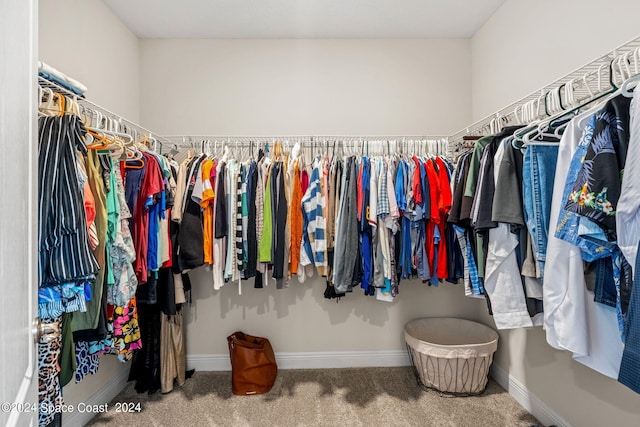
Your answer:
[564,95,631,239]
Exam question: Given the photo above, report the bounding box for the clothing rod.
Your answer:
[38,76,170,145]
[448,34,640,147]
[162,134,449,141]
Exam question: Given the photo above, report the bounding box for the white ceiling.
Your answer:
[103,0,506,39]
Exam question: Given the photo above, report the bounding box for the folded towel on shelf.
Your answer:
[38,61,88,96]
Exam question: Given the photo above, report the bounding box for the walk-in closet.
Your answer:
[2,1,640,426]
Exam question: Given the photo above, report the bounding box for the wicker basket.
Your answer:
[404,318,499,396]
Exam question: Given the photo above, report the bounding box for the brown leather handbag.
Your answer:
[227,331,278,395]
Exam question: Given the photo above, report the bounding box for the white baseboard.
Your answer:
[490,365,571,427]
[187,349,411,371]
[64,367,129,427]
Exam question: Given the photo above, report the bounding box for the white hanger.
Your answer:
[38,86,47,117]
[621,73,640,98]
[621,52,632,81]
[563,79,574,109]
[582,71,594,100]
[292,140,301,160]
[43,88,57,115]
[596,63,608,94]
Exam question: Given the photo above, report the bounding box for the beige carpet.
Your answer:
[86,367,540,427]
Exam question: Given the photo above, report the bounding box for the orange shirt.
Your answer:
[290,162,303,274]
[200,159,215,264]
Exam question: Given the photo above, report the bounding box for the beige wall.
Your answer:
[471,0,640,120]
[38,0,140,411]
[139,38,477,356]
[39,0,140,121]
[186,269,483,355]
[139,39,471,136]
[471,1,640,425]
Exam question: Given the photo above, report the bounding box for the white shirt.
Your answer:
[617,84,640,269]
[543,106,623,378]
[544,111,592,354]
[484,139,534,329]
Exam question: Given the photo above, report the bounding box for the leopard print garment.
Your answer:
[38,316,63,427]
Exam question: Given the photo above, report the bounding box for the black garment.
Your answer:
[166,162,177,209]
[394,227,402,285]
[129,302,162,395]
[421,157,432,221]
[246,161,258,279]
[323,249,346,300]
[157,268,176,316]
[254,155,264,289]
[445,223,464,283]
[389,231,399,297]
[254,271,264,289]
[59,312,75,388]
[236,165,244,276]
[214,161,227,239]
[178,201,204,269]
[359,159,374,295]
[272,162,288,286]
[566,95,632,238]
[178,157,205,270]
[269,162,278,265]
[136,273,158,304]
[474,126,524,231]
[38,115,99,287]
[492,142,526,226]
[448,152,472,226]
[169,216,182,273]
[72,270,108,342]
[99,153,112,193]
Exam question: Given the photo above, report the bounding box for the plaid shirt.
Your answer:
[377,159,390,219]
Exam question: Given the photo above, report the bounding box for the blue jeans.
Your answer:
[592,257,617,308]
[523,144,559,276]
[453,225,484,295]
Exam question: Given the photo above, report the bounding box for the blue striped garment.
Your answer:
[301,160,327,272]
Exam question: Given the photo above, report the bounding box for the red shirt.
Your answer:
[300,170,309,195]
[425,160,440,223]
[411,156,422,206]
[435,158,452,278]
[133,152,163,284]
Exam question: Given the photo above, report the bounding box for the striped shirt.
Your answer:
[301,158,327,275]
[235,164,244,279]
[38,115,99,287]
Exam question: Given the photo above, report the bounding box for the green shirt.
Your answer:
[258,166,273,263]
[463,136,492,198]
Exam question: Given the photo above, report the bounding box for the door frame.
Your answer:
[0,0,39,426]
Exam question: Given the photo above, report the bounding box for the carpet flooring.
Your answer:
[86,367,540,427]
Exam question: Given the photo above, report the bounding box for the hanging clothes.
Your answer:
[302,157,328,277]
[333,156,359,293]
[289,161,303,275]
